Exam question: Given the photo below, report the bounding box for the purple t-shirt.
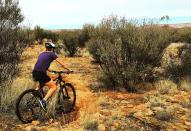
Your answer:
[34,51,58,72]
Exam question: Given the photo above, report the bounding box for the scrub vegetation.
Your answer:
[1,0,191,130]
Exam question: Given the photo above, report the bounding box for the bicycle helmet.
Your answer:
[45,42,56,48]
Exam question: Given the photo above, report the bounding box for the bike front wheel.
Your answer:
[58,83,76,113]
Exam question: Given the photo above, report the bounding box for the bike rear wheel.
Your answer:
[58,83,76,113]
[16,89,43,123]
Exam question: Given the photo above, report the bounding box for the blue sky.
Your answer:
[19,0,191,29]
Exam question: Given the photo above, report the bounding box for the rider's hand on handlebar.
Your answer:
[68,69,74,73]
[48,69,53,72]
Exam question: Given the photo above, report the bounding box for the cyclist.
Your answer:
[32,42,72,111]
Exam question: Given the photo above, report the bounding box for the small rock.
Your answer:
[25,126,42,131]
[25,126,32,131]
[48,118,54,124]
[185,121,191,126]
[133,112,143,118]
[121,100,130,104]
[99,124,105,131]
[4,125,8,129]
[152,107,164,112]
[167,97,179,103]
[180,115,187,121]
[100,109,111,116]
[127,104,134,108]
[32,120,40,126]
[115,100,120,104]
[118,87,126,92]
[145,109,154,116]
[113,122,120,128]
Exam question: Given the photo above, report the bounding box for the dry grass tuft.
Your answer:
[134,82,154,92]
[97,96,110,108]
[0,77,35,110]
[149,96,166,108]
[178,79,191,91]
[154,80,177,94]
[180,99,191,108]
[83,116,99,131]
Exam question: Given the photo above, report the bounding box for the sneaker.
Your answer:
[38,99,47,111]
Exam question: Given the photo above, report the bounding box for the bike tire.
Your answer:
[59,83,76,113]
[16,89,43,123]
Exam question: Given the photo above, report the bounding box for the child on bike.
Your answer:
[32,42,72,111]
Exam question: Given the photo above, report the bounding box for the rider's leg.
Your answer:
[35,84,40,90]
[43,80,58,101]
[35,83,45,90]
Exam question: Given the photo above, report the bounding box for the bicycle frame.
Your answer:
[38,72,68,99]
[16,70,75,123]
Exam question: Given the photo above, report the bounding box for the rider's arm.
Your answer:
[47,69,53,72]
[55,58,70,71]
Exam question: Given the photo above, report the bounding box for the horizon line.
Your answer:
[37,16,191,30]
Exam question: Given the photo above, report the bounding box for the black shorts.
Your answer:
[32,70,51,84]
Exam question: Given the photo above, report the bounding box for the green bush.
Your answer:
[175,28,191,43]
[80,24,95,47]
[33,26,59,43]
[0,0,30,108]
[155,110,173,121]
[61,31,80,57]
[161,43,191,81]
[0,0,25,85]
[87,16,173,91]
[86,38,102,62]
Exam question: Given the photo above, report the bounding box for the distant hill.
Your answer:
[49,23,191,32]
[159,23,191,28]
[167,23,191,28]
[50,29,81,33]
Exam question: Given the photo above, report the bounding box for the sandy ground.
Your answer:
[1,45,191,130]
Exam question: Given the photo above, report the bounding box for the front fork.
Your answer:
[57,80,70,104]
[57,79,64,104]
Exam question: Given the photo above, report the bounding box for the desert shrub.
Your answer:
[158,27,191,44]
[61,31,80,57]
[80,24,95,47]
[87,16,173,91]
[33,25,59,43]
[175,28,191,43]
[155,110,173,121]
[18,27,34,45]
[162,43,191,81]
[33,25,44,42]
[86,39,102,62]
[54,40,65,54]
[0,0,31,109]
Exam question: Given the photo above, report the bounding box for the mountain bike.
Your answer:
[16,70,76,123]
